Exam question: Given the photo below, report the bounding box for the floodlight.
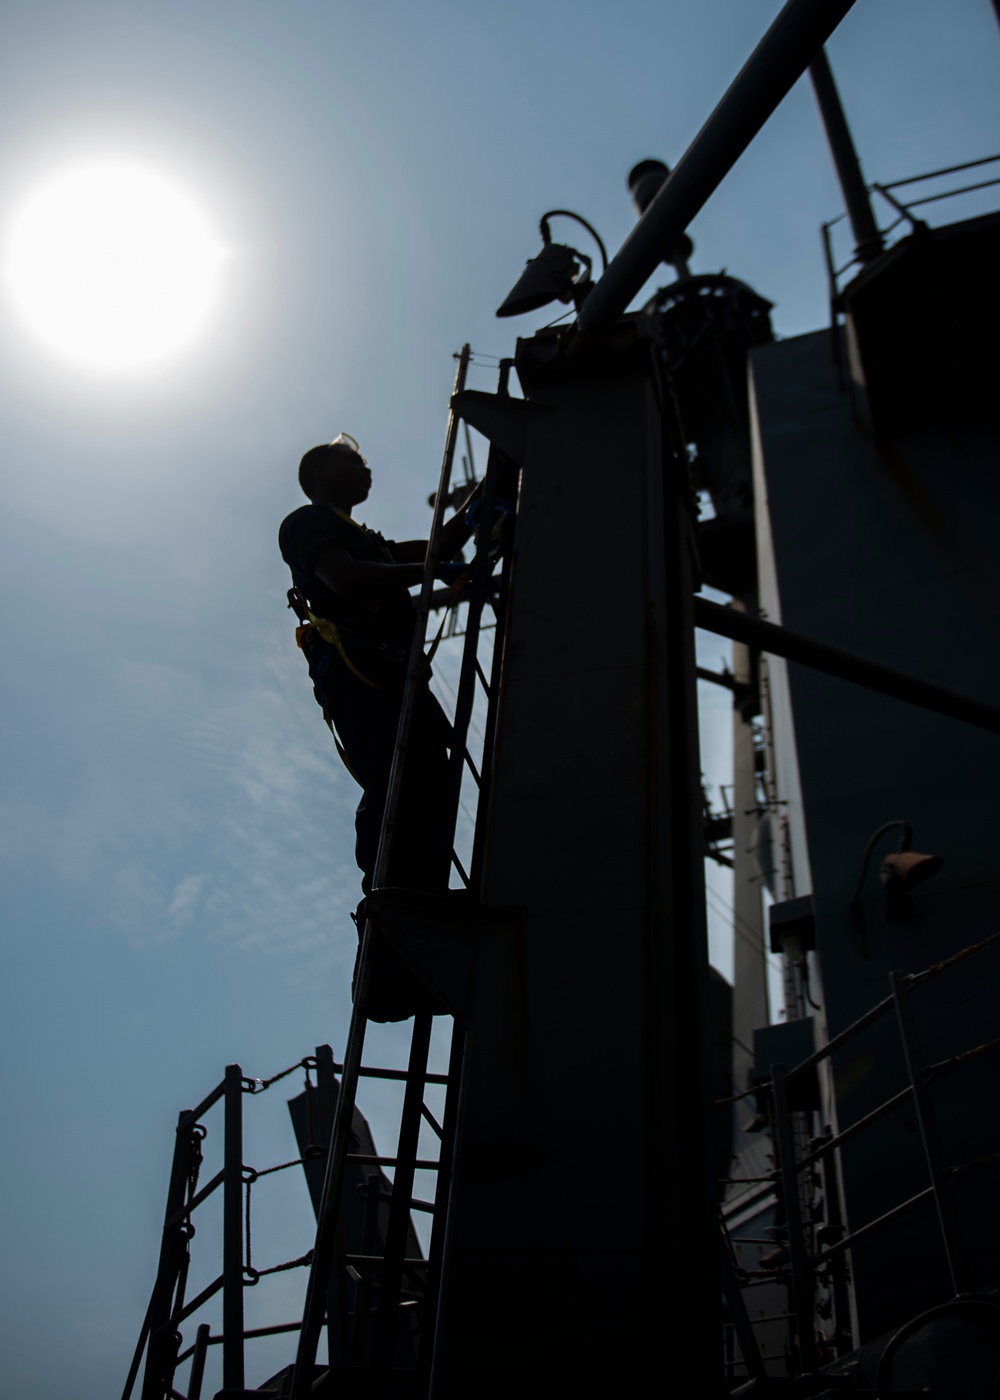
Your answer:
[496,209,608,319]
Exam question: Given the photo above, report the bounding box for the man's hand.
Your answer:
[436,561,470,585]
[437,479,484,560]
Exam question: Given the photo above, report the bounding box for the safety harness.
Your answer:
[286,498,512,775]
[287,514,468,778]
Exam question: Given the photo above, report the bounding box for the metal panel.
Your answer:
[749,324,1000,1341]
[429,322,716,1394]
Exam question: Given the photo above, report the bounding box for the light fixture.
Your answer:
[880,849,944,889]
[850,820,944,951]
[627,159,695,279]
[880,848,944,921]
[496,210,608,319]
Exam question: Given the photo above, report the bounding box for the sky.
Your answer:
[0,1,997,1396]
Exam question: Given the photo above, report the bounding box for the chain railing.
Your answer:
[819,149,1000,364]
[123,1052,327,1400]
[122,1042,463,1400]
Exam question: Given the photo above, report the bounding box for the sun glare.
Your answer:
[3,160,224,375]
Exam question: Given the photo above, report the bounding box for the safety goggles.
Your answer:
[331,432,363,459]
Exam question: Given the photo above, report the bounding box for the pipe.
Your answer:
[808,49,884,262]
[576,0,860,333]
[693,597,1000,737]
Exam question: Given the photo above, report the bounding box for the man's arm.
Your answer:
[314,546,424,599]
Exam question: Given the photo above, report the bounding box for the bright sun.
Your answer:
[4,160,224,375]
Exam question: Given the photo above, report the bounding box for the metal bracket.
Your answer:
[450,390,550,465]
[365,888,523,1023]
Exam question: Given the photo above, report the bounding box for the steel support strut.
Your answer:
[576,0,860,333]
[693,597,1000,736]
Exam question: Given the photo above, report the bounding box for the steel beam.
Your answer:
[693,596,1000,736]
[576,0,860,333]
[427,321,717,1393]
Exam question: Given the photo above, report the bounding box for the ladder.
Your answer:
[123,347,518,1400]
[289,346,518,1397]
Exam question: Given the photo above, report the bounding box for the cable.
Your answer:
[705,886,784,976]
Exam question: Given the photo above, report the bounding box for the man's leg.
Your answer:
[307,639,399,892]
[387,685,454,892]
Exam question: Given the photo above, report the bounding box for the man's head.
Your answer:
[298,438,372,508]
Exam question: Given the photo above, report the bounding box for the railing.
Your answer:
[123,1052,323,1400]
[721,928,1000,1388]
[821,151,1000,323]
[122,1044,462,1400]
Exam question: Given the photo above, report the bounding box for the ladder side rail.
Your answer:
[314,1043,350,1370]
[185,1324,211,1400]
[415,1021,468,1400]
[349,1173,384,1365]
[374,341,472,894]
[138,1112,199,1400]
[169,1142,208,1347]
[891,969,972,1295]
[122,1294,154,1400]
[222,1064,246,1393]
[370,1010,434,1369]
[436,429,509,883]
[289,346,471,1400]
[169,1229,194,1366]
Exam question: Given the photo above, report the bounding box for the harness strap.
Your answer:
[321,709,363,785]
[288,572,467,778]
[295,612,393,691]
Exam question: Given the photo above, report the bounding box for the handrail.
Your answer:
[903,175,1000,209]
[736,933,1000,1371]
[821,151,1000,299]
[882,152,1000,191]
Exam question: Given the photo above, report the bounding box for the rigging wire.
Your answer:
[705,885,784,977]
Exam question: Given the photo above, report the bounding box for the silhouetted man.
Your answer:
[279,435,478,903]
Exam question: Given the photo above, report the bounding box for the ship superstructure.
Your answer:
[122,1,1000,1395]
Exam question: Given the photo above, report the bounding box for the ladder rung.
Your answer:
[163,1169,225,1230]
[346,1155,441,1169]
[345,1254,429,1267]
[420,1102,444,1139]
[463,748,481,785]
[361,1187,438,1214]
[336,1064,450,1086]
